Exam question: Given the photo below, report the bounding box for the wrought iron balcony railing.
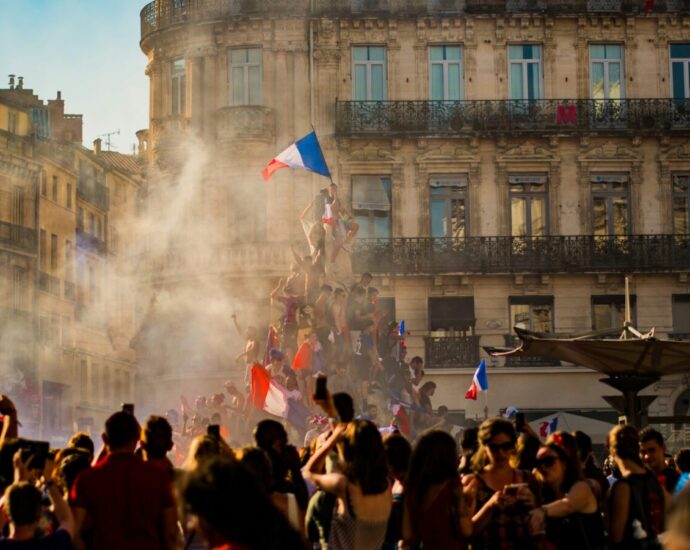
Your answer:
[336,99,690,137]
[0,222,36,254]
[38,272,61,296]
[76,229,107,256]
[424,335,481,368]
[141,0,690,40]
[353,235,690,275]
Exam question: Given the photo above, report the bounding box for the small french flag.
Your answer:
[465,359,489,400]
[261,131,331,182]
[539,417,559,438]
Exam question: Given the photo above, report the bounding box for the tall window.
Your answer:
[51,176,58,202]
[591,175,629,236]
[11,186,24,226]
[670,44,690,100]
[353,46,387,100]
[8,111,17,134]
[509,175,548,237]
[65,240,73,281]
[429,297,475,332]
[39,230,47,271]
[430,176,468,238]
[40,172,47,196]
[673,175,690,234]
[592,295,636,331]
[352,175,392,238]
[77,207,84,231]
[429,46,463,100]
[672,295,690,336]
[508,45,542,100]
[66,183,72,209]
[509,296,554,333]
[590,44,624,100]
[171,59,186,116]
[12,267,26,310]
[229,48,263,105]
[50,234,58,272]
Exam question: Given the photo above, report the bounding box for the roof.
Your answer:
[99,151,144,176]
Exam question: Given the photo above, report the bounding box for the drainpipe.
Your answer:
[309,0,316,198]
[33,158,41,438]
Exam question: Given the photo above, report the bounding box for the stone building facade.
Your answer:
[0,83,141,439]
[138,0,690,444]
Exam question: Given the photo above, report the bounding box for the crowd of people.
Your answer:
[0,392,688,549]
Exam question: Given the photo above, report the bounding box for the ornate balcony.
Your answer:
[336,99,690,138]
[141,0,690,40]
[216,106,275,142]
[0,222,36,254]
[424,335,481,368]
[353,235,690,275]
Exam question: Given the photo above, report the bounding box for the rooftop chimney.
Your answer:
[17,77,23,90]
[93,138,102,155]
[8,75,15,89]
[57,91,61,100]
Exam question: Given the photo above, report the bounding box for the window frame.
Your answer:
[590,174,630,236]
[228,47,263,106]
[508,44,543,101]
[352,46,387,101]
[508,295,554,334]
[673,174,690,234]
[591,294,636,331]
[508,175,549,237]
[429,175,469,238]
[672,294,690,335]
[351,175,392,239]
[428,45,464,101]
[589,43,625,100]
[670,44,690,100]
[171,58,186,116]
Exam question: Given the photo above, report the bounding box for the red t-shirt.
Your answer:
[70,452,175,550]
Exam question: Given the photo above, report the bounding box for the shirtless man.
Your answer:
[232,313,260,383]
[331,287,349,362]
[325,183,359,262]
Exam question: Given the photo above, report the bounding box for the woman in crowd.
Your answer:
[383,433,412,550]
[182,455,306,550]
[606,424,668,550]
[303,419,391,549]
[402,430,473,549]
[528,432,607,550]
[463,417,539,550]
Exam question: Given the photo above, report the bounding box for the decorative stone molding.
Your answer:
[215,106,275,142]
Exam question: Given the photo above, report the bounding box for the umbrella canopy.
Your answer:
[491,327,690,377]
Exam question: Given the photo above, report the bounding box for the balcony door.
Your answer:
[429,46,463,100]
[673,174,690,235]
[591,175,629,236]
[430,176,468,238]
[353,46,387,101]
[509,45,542,102]
[671,44,690,100]
[509,175,548,238]
[352,175,392,238]
[590,44,624,126]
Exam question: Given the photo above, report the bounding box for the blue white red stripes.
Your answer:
[465,359,489,400]
[261,131,331,181]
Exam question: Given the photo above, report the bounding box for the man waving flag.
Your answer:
[261,130,331,181]
[465,359,489,400]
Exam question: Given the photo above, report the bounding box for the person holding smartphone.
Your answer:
[462,418,540,550]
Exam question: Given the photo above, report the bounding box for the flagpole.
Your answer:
[483,390,489,420]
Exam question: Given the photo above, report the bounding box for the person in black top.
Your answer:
[639,427,680,496]
[607,424,668,550]
[528,432,607,550]
[573,430,609,504]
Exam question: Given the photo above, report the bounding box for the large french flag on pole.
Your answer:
[261,131,331,181]
[249,363,311,430]
[465,359,489,400]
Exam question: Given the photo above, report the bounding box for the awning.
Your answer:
[352,176,391,211]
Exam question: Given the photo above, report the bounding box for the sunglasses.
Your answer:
[488,441,515,453]
[537,455,559,469]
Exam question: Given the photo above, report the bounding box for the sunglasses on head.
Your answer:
[537,455,559,469]
[488,441,515,452]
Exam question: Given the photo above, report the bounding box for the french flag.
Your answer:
[249,363,310,430]
[539,417,559,438]
[465,359,489,400]
[261,131,331,182]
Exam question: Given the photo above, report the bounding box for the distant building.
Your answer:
[138,0,690,445]
[0,79,141,439]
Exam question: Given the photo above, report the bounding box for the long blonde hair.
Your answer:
[471,417,517,473]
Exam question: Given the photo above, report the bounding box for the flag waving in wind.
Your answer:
[465,359,489,400]
[261,131,331,181]
[539,417,559,438]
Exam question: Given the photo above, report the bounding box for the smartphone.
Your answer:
[207,424,221,439]
[314,376,328,401]
[121,403,135,415]
[19,440,50,471]
[504,483,528,496]
[515,412,525,432]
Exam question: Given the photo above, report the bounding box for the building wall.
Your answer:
[138,3,690,440]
